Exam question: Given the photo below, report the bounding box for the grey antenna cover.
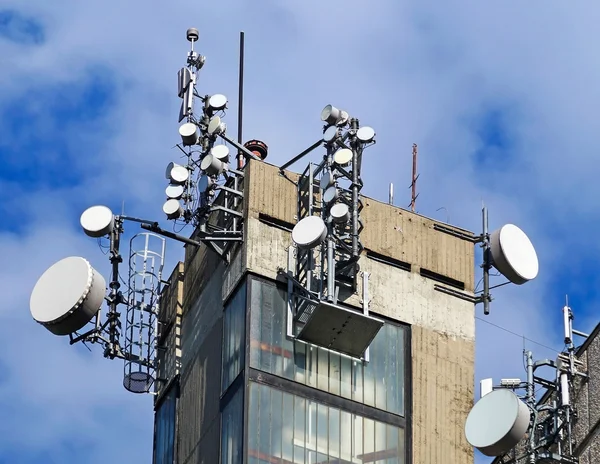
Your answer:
[490,224,539,285]
[292,216,327,250]
[80,205,115,238]
[30,257,107,336]
[465,389,531,457]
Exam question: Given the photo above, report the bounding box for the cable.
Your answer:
[475,316,561,355]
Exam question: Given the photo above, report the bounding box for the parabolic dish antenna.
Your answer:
[321,104,349,126]
[211,144,230,161]
[465,389,531,457]
[166,162,189,184]
[320,171,334,190]
[356,126,375,143]
[333,148,353,166]
[208,116,226,135]
[165,184,185,200]
[163,199,183,219]
[198,175,213,193]
[323,126,339,143]
[490,224,539,285]
[292,216,327,250]
[178,122,199,146]
[323,186,338,204]
[330,203,349,223]
[208,94,227,111]
[80,205,114,238]
[200,153,225,176]
[30,257,107,336]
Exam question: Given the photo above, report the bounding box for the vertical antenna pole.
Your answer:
[106,219,124,359]
[410,143,418,212]
[237,31,245,170]
[525,350,536,464]
[389,183,394,205]
[482,205,491,315]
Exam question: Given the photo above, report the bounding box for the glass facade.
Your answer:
[221,386,244,464]
[154,385,177,464]
[248,381,405,464]
[222,282,247,392]
[249,278,406,416]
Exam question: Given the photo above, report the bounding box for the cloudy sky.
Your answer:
[1,1,597,463]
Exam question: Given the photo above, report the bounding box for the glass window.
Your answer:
[249,278,406,416]
[154,385,177,464]
[221,385,244,464]
[248,381,405,464]
[222,281,247,392]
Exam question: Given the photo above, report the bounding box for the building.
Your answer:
[152,159,477,464]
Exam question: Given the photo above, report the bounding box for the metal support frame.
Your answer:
[491,304,589,463]
[280,111,380,361]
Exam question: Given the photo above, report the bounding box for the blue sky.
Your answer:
[1,1,599,463]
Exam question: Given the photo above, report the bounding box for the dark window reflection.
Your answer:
[221,386,244,464]
[248,382,405,464]
[222,282,247,392]
[249,279,406,416]
[154,386,177,464]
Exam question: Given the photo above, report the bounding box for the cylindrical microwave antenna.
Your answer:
[30,257,107,336]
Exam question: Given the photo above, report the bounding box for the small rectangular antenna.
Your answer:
[480,378,493,398]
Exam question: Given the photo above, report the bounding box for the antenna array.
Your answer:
[278,105,384,360]
[466,304,589,463]
[27,28,264,393]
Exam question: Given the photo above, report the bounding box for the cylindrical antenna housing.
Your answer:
[560,373,570,406]
[563,305,572,343]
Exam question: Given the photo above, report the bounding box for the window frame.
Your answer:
[243,272,413,464]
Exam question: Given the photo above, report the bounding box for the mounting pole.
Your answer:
[106,218,124,359]
[410,143,418,212]
[237,31,245,170]
[482,205,492,315]
[525,350,536,464]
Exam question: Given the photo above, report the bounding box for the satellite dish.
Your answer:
[356,126,375,143]
[207,116,226,135]
[208,94,227,111]
[331,203,349,223]
[333,148,353,166]
[80,205,115,238]
[320,171,335,190]
[165,184,185,200]
[323,126,339,143]
[323,186,338,204]
[200,153,225,176]
[179,122,199,146]
[211,144,230,161]
[292,216,327,250]
[165,162,189,184]
[321,104,349,126]
[163,199,183,220]
[198,175,214,193]
[490,224,539,285]
[465,389,531,457]
[30,257,107,336]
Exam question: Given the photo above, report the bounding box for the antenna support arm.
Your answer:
[140,223,202,247]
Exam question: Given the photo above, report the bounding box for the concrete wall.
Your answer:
[243,159,477,464]
[156,262,184,398]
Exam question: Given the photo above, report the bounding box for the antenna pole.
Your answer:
[389,183,394,205]
[237,31,245,170]
[106,219,124,359]
[525,350,536,464]
[410,143,418,212]
[482,205,491,315]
